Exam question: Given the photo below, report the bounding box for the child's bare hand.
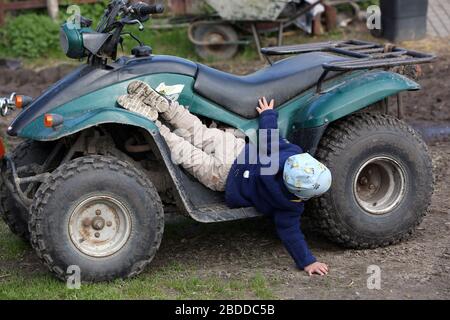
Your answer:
[256,97,274,114]
[304,262,329,276]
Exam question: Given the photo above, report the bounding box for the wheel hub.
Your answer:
[354,156,406,215]
[205,32,227,52]
[91,216,105,230]
[208,33,225,44]
[68,195,132,257]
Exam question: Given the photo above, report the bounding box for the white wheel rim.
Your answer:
[353,156,407,215]
[68,195,132,257]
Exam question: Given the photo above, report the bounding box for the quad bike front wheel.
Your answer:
[29,155,164,282]
[0,140,54,241]
[311,113,433,248]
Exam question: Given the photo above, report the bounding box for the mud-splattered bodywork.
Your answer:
[5,54,420,222]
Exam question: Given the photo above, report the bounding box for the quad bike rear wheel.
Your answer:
[29,155,164,282]
[310,113,433,248]
[0,140,54,241]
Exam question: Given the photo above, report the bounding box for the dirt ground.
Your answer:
[0,41,449,299]
[156,141,450,299]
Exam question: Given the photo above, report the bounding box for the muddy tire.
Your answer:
[310,113,433,248]
[193,24,239,60]
[0,140,53,241]
[29,155,164,282]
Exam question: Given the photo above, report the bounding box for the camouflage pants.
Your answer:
[159,102,246,191]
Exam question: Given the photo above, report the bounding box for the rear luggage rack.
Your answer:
[261,39,435,93]
[261,39,435,71]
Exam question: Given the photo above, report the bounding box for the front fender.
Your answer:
[9,72,195,139]
[293,71,420,128]
[19,108,159,141]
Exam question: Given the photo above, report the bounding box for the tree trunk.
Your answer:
[47,0,59,21]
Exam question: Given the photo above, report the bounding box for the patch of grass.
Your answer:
[359,0,380,10]
[250,273,276,299]
[0,261,263,300]
[121,26,197,60]
[0,222,28,260]
[0,220,279,300]
[167,276,240,300]
[238,44,260,61]
[0,14,60,59]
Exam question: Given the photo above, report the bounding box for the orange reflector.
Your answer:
[14,95,23,109]
[0,138,6,159]
[44,114,53,128]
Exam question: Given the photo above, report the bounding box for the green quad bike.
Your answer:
[0,0,436,282]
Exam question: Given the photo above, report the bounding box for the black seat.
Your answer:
[194,52,346,119]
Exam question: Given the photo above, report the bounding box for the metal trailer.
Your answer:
[181,0,325,60]
[167,0,370,60]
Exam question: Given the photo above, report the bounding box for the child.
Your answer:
[118,81,331,276]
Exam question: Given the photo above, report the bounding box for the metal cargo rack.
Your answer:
[261,39,436,70]
[261,39,436,92]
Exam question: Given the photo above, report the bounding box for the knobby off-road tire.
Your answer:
[311,113,433,248]
[0,140,53,241]
[29,155,164,282]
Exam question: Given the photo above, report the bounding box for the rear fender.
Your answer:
[292,70,420,128]
[286,71,419,154]
[188,71,420,145]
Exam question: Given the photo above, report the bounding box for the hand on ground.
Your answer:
[304,262,329,276]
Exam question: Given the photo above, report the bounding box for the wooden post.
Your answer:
[168,0,186,15]
[47,0,59,21]
[312,13,324,36]
[0,0,5,26]
[324,4,337,32]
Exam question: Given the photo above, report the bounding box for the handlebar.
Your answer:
[132,3,164,16]
[90,1,165,60]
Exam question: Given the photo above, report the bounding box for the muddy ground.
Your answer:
[156,141,450,299]
[0,43,449,299]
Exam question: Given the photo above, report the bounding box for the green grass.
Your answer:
[0,25,259,68]
[0,27,195,64]
[121,26,196,60]
[250,273,276,299]
[0,222,28,260]
[0,220,277,300]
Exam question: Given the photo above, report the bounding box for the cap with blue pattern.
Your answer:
[283,153,332,200]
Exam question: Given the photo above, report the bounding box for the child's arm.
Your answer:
[256,97,303,153]
[257,97,277,130]
[256,98,283,161]
[273,210,328,276]
[273,210,316,267]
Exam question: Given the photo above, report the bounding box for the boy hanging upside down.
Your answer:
[118,80,332,276]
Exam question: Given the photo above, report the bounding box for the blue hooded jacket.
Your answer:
[225,110,316,269]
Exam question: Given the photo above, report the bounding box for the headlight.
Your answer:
[60,23,87,59]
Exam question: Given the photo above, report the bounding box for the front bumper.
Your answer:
[0,155,50,209]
